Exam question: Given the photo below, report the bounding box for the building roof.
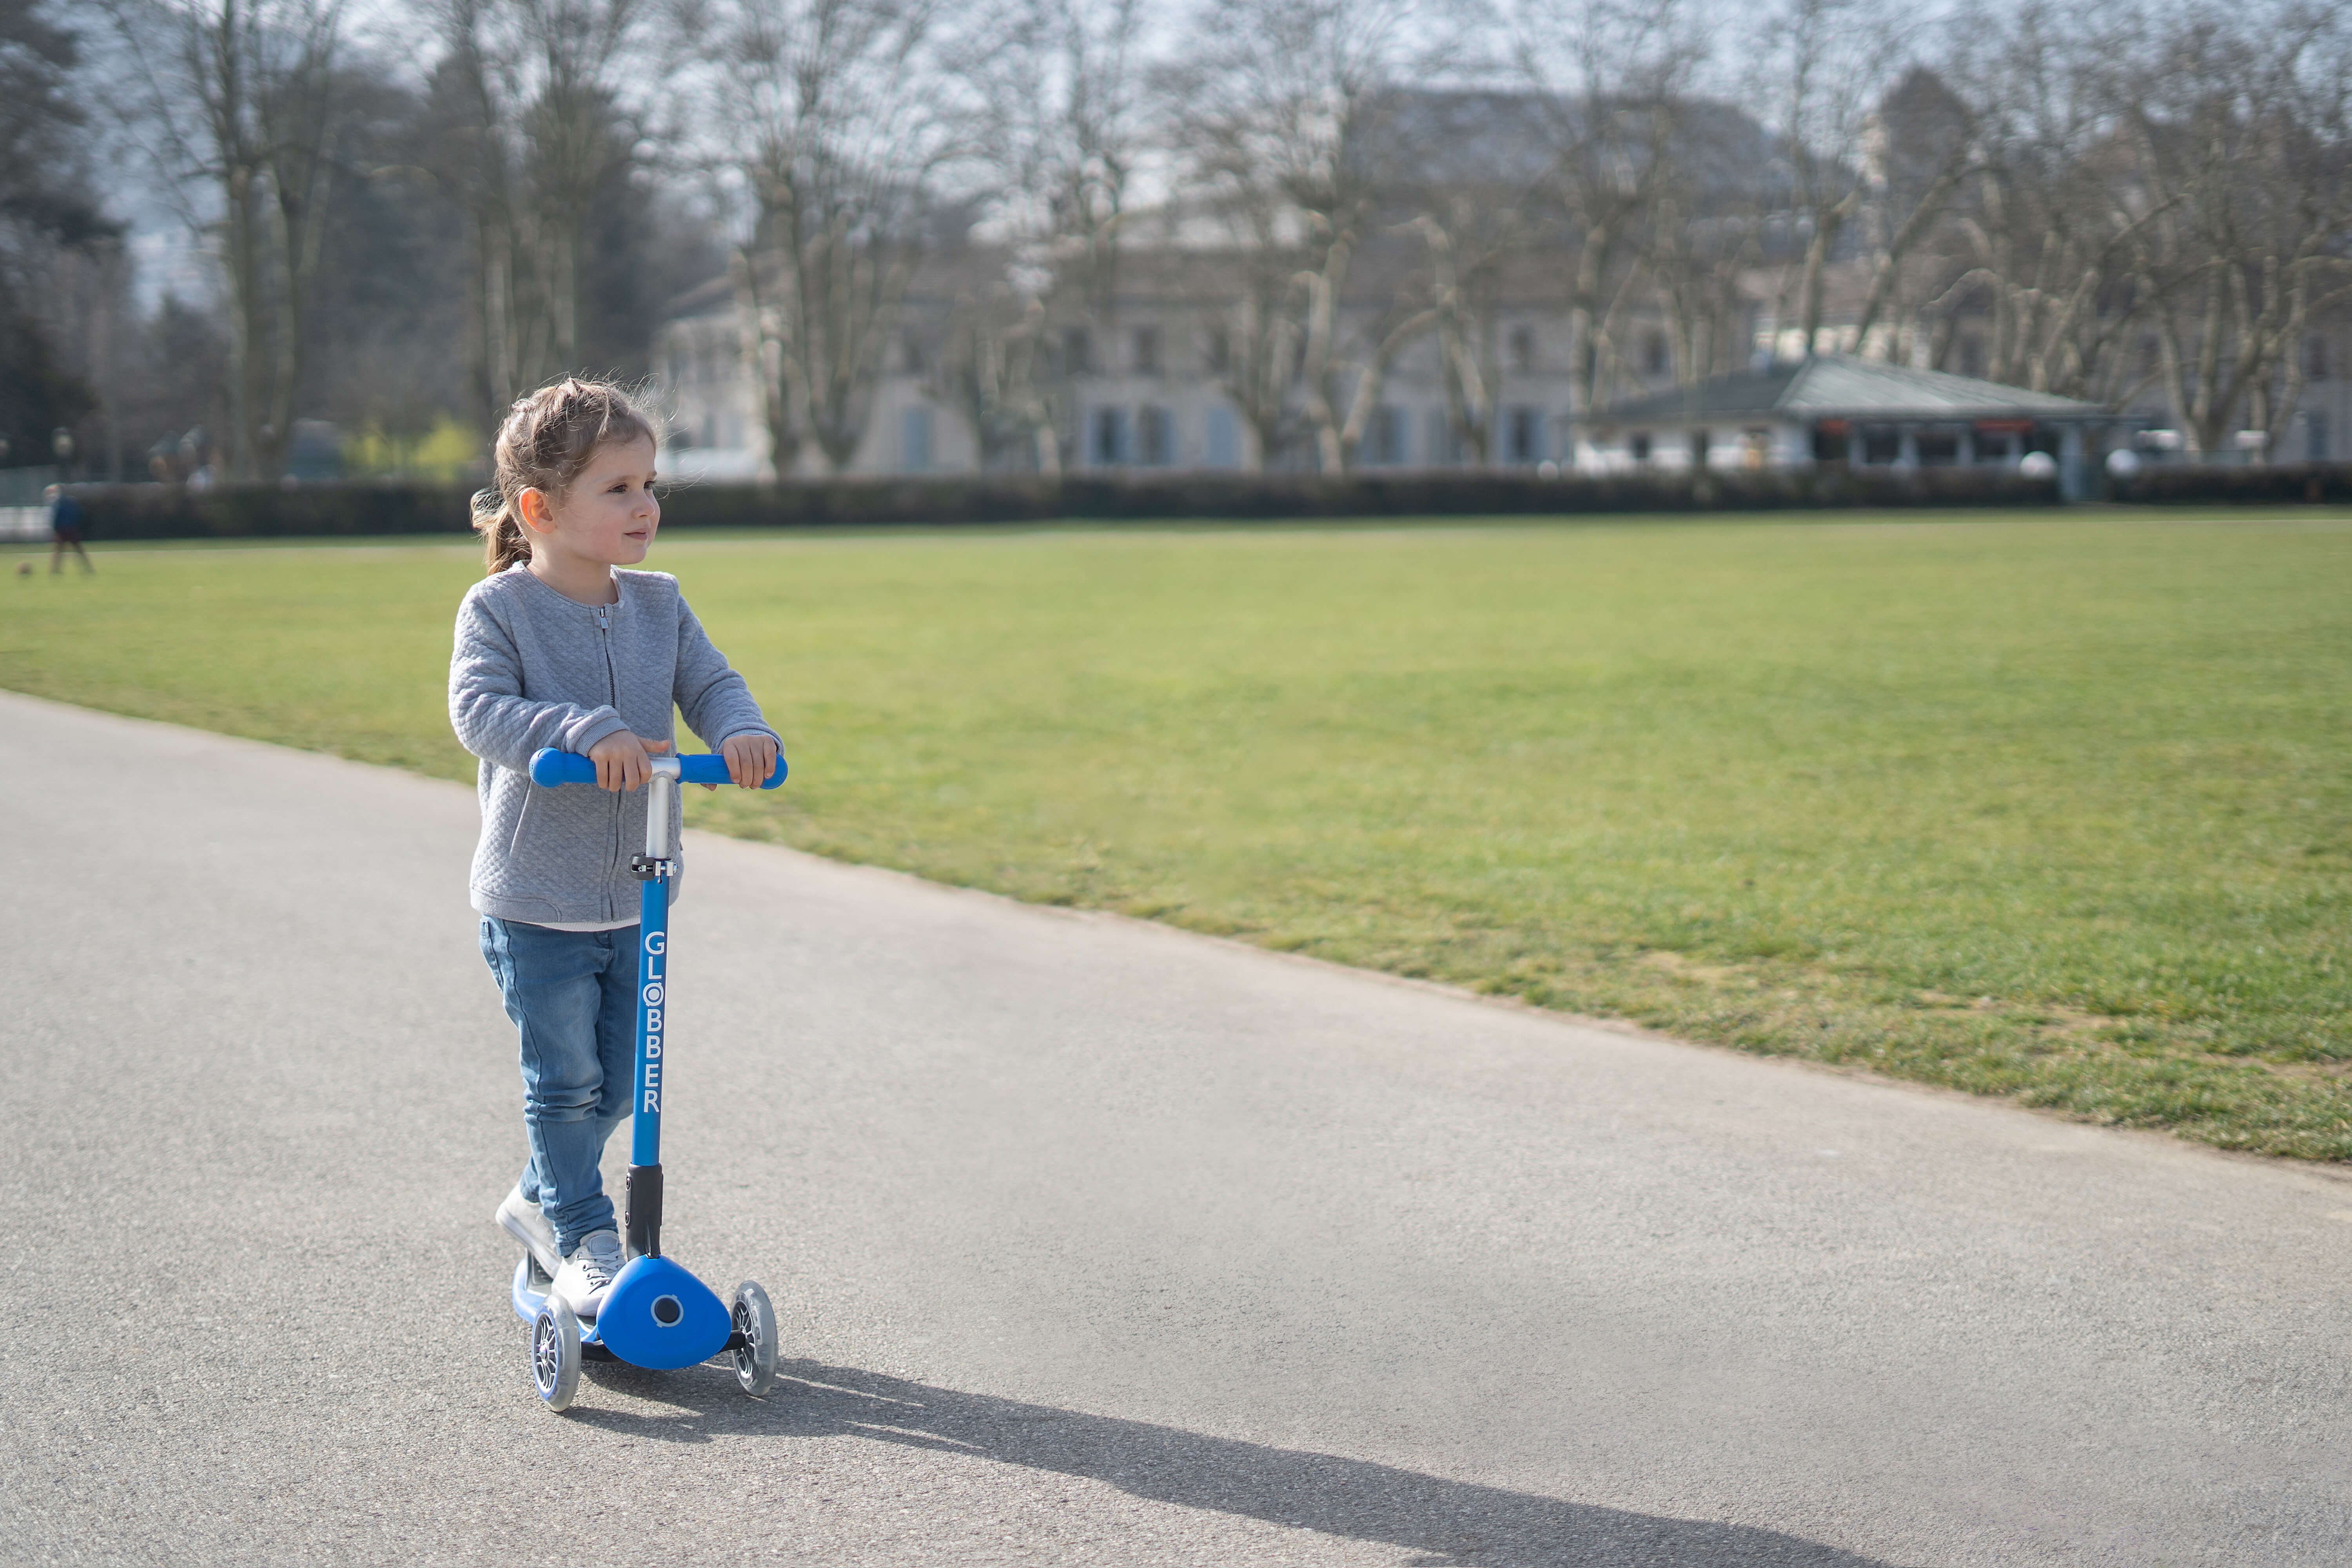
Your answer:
[1351,88,1790,207]
[1587,354,2111,425]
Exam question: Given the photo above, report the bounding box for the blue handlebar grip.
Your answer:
[530,750,599,786]
[529,746,787,789]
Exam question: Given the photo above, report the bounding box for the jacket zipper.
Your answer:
[599,600,621,916]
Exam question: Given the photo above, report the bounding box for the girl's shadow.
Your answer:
[566,1357,1903,1567]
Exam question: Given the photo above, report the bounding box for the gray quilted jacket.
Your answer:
[449,564,779,924]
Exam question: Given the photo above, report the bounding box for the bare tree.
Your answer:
[1647,184,1765,390]
[1515,0,1708,412]
[688,0,952,475]
[103,0,346,479]
[428,0,644,416]
[1844,64,1980,361]
[1934,2,2154,397]
[927,283,1051,470]
[1626,80,1787,392]
[975,0,1145,307]
[1216,234,1310,471]
[1,0,112,468]
[1165,0,1414,471]
[957,0,1150,471]
[1410,201,1511,465]
[2111,4,2352,457]
[1746,0,1975,360]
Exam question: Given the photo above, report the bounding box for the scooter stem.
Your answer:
[625,755,681,1259]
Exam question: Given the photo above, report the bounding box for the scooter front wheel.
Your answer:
[533,1297,583,1411]
[731,1281,777,1397]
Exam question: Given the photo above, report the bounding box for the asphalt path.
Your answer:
[4,689,2349,1566]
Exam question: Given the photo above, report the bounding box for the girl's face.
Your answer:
[521,435,661,568]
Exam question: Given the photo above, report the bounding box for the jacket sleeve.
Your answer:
[449,591,631,770]
[672,600,779,751]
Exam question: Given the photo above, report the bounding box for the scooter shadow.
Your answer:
[564,1357,1904,1567]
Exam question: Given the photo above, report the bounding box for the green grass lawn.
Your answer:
[10,511,2352,1156]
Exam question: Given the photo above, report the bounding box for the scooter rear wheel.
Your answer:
[533,1297,582,1411]
[731,1281,777,1397]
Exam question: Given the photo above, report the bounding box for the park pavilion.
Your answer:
[1575,354,2117,498]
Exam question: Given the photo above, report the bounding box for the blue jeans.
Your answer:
[479,918,638,1253]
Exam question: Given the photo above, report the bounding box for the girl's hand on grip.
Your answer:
[587,731,670,792]
[716,731,780,790]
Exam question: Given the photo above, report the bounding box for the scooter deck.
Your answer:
[513,1255,620,1359]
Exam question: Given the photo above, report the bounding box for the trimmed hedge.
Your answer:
[661,467,2066,524]
[67,466,2078,540]
[66,482,482,540]
[2108,462,2352,506]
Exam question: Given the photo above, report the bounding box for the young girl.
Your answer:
[451,378,781,1320]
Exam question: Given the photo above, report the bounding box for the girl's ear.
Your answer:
[517,486,554,535]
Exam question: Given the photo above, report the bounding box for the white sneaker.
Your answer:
[496,1186,561,1277]
[550,1230,625,1319]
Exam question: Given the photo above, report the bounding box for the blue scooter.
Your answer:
[512,743,788,1412]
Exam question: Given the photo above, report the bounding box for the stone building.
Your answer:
[653,238,1695,480]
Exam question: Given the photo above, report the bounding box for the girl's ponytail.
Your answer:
[471,377,659,576]
[471,490,532,574]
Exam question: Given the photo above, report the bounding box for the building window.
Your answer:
[1136,405,1172,466]
[1861,426,1901,464]
[1505,406,1544,464]
[1206,405,1239,468]
[1691,427,1711,468]
[1205,328,1231,376]
[2307,335,2331,382]
[1510,327,1537,375]
[1917,428,1959,465]
[1430,409,1463,465]
[1642,332,1669,377]
[2310,411,2331,462]
[1629,432,1653,463]
[1091,407,1127,465]
[1365,405,1408,465]
[901,406,933,472]
[1421,409,1458,463]
[1063,327,1094,376]
[1133,326,1161,376]
[1811,422,1848,462]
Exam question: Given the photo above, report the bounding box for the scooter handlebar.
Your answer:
[530,746,788,789]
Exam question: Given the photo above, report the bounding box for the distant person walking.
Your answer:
[44,485,93,575]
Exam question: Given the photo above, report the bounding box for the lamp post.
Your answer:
[52,427,76,483]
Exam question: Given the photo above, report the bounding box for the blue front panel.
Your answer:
[596,1255,732,1370]
[632,876,669,1168]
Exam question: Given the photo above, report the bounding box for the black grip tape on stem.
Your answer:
[626,1162,662,1259]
